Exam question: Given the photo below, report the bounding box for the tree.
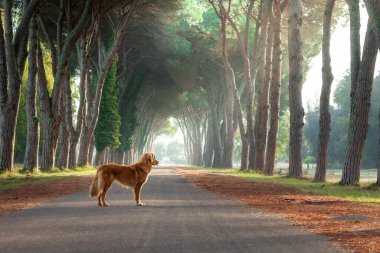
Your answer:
[0,0,40,172]
[341,22,378,185]
[287,0,304,178]
[78,0,139,166]
[254,0,274,171]
[94,60,121,161]
[314,0,335,182]
[23,16,39,171]
[38,0,92,170]
[264,0,286,175]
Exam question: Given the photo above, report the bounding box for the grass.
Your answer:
[184,166,380,204]
[0,165,96,191]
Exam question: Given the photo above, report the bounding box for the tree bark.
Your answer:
[57,121,70,169]
[24,16,39,171]
[66,40,87,168]
[378,106,380,187]
[95,150,103,166]
[341,23,378,185]
[287,0,304,178]
[0,17,6,111]
[254,12,274,171]
[13,0,40,59]
[88,136,95,166]
[264,0,283,176]
[203,115,213,167]
[220,0,255,170]
[314,0,335,182]
[37,42,61,170]
[204,72,223,167]
[23,16,39,171]
[78,127,92,166]
[0,1,23,172]
[250,0,271,169]
[346,0,361,96]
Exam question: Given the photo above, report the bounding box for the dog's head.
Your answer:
[141,152,159,166]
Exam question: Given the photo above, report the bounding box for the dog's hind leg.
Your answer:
[134,183,145,206]
[100,181,113,207]
[97,195,102,206]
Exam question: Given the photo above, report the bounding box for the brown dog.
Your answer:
[89,152,159,207]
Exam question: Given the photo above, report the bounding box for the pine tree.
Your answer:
[94,60,121,155]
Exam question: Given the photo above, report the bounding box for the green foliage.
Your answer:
[118,67,146,152]
[94,60,121,152]
[304,155,316,164]
[304,72,380,168]
[157,120,177,136]
[178,0,208,26]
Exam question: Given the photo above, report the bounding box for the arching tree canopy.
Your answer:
[0,0,379,186]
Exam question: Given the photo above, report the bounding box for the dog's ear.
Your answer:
[145,153,153,165]
[150,153,155,163]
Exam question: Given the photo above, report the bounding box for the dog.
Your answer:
[89,152,159,207]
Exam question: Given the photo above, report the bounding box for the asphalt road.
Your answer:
[0,167,345,253]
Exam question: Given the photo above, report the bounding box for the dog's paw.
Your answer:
[136,202,145,206]
[103,203,110,207]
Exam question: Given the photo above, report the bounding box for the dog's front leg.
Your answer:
[134,183,145,206]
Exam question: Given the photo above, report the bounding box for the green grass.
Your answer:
[0,165,96,191]
[184,166,380,205]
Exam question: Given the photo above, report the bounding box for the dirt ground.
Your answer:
[176,168,380,253]
[0,176,93,216]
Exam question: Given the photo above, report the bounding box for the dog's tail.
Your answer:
[89,172,100,198]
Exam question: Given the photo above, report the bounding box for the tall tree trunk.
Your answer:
[39,124,60,170]
[364,0,380,36]
[254,15,274,171]
[78,127,91,166]
[88,136,95,166]
[37,0,92,171]
[24,16,39,171]
[204,74,223,167]
[37,43,61,170]
[68,137,77,168]
[341,23,378,185]
[346,0,361,96]
[287,0,304,178]
[250,0,271,169]
[203,115,213,167]
[219,0,256,170]
[264,0,283,176]
[218,6,236,169]
[66,38,87,169]
[57,122,69,169]
[94,149,105,166]
[314,0,335,182]
[0,1,23,172]
[378,107,380,187]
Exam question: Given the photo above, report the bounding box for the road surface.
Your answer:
[0,167,345,253]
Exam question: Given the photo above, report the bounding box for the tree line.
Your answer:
[0,0,182,172]
[173,0,380,186]
[1,0,380,187]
